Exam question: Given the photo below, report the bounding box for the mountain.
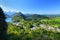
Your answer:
[26,14,48,21]
[11,12,27,22]
[4,12,14,22]
[5,12,49,22]
[5,11,60,22]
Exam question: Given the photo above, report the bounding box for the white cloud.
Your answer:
[0,4,19,12]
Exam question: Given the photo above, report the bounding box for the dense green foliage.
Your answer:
[7,12,60,40]
[0,7,60,40]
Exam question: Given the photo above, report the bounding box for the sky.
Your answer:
[0,0,60,14]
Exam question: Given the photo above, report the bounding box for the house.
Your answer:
[48,26,54,30]
[56,28,60,32]
[12,22,20,26]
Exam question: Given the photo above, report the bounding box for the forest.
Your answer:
[0,8,60,40]
[7,11,60,40]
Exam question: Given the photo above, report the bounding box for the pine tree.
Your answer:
[0,7,8,40]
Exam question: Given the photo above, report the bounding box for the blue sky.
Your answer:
[0,0,60,14]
